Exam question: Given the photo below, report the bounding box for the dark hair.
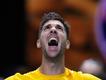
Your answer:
[39,12,69,38]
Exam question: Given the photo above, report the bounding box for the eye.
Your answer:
[44,25,51,30]
[56,25,63,31]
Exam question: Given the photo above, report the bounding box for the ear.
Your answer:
[66,40,70,49]
[36,39,41,48]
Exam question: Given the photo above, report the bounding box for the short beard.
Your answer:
[43,46,65,62]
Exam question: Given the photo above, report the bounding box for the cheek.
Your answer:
[60,32,66,39]
[40,32,48,44]
[59,32,67,41]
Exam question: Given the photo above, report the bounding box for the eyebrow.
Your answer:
[56,24,63,27]
[43,24,51,28]
[43,22,65,30]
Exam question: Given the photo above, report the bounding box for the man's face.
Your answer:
[38,20,68,58]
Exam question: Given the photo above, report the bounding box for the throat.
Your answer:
[40,63,65,75]
[40,56,65,75]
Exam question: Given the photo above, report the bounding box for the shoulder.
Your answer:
[66,68,101,80]
[5,70,37,80]
[81,72,101,80]
[73,70,101,80]
[5,73,23,80]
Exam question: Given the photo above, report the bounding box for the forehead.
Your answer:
[43,20,64,27]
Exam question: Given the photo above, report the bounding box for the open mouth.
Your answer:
[48,38,58,46]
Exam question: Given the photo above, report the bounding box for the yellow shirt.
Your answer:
[5,68,101,80]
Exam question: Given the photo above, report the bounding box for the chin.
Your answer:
[47,51,59,58]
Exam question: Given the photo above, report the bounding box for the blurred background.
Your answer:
[1,0,106,79]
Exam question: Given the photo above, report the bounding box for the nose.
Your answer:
[50,27,57,34]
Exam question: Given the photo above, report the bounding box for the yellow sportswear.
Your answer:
[5,68,101,80]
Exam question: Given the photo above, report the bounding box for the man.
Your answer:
[5,12,101,80]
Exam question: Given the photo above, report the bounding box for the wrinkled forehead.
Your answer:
[43,20,64,28]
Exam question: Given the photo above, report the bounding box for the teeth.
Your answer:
[49,38,58,43]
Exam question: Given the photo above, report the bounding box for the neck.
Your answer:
[40,55,65,75]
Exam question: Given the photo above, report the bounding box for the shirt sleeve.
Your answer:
[5,73,22,80]
[82,73,101,80]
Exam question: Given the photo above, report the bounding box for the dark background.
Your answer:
[1,0,26,78]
